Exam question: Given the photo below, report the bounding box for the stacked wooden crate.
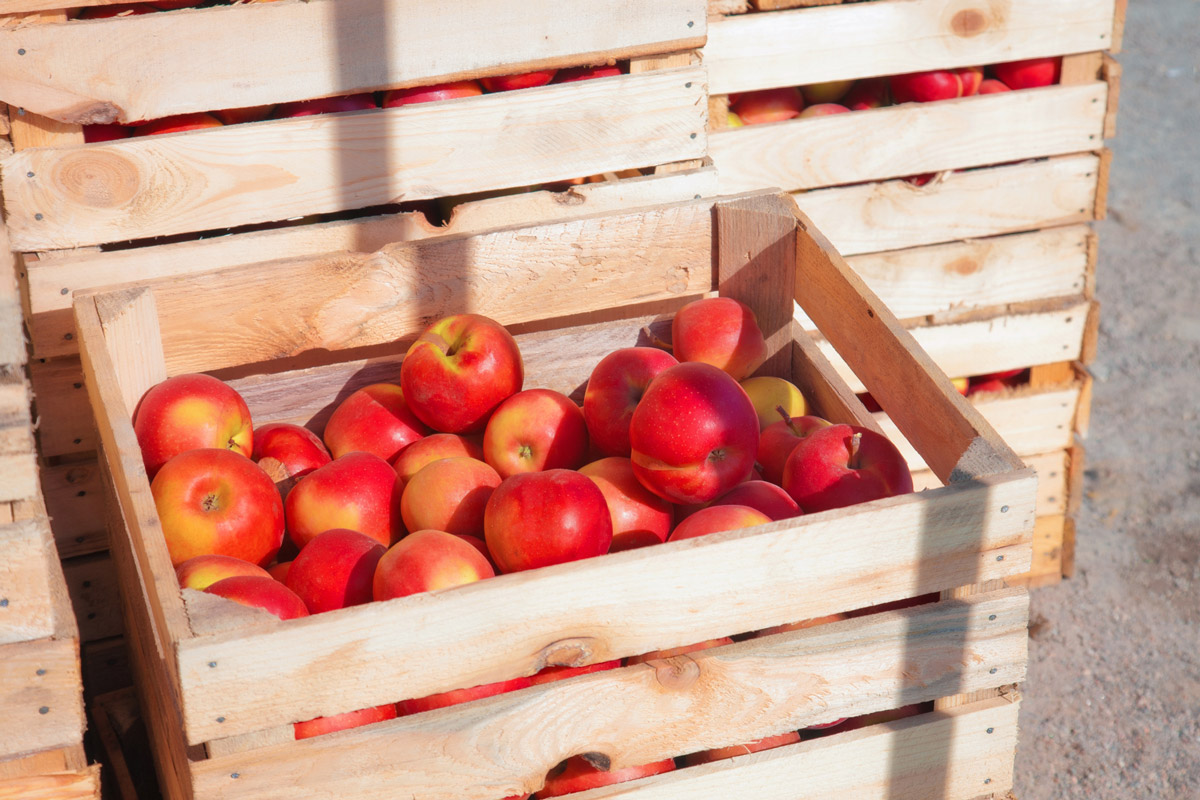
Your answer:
[703,0,1125,585]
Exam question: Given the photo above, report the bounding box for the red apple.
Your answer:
[212,105,276,125]
[396,675,531,716]
[77,3,156,17]
[285,452,403,549]
[132,113,224,136]
[323,383,429,462]
[710,481,800,521]
[453,534,498,570]
[271,94,377,118]
[382,80,483,107]
[392,433,485,488]
[373,529,495,600]
[842,77,889,110]
[83,124,132,142]
[252,422,331,490]
[152,449,284,567]
[630,362,759,505]
[730,87,804,124]
[400,314,524,434]
[781,425,913,513]
[529,659,622,685]
[798,103,851,118]
[175,554,271,590]
[286,528,386,613]
[582,347,678,458]
[680,731,801,766]
[133,373,253,479]
[578,457,673,552]
[890,70,963,103]
[204,575,308,620]
[978,78,1012,95]
[294,704,396,740]
[537,756,675,798]
[668,504,771,542]
[757,414,833,486]
[672,297,767,381]
[552,65,622,83]
[483,389,588,477]
[484,470,613,573]
[955,66,985,96]
[480,71,557,92]
[801,79,854,105]
[400,457,501,536]
[267,560,292,583]
[991,57,1061,89]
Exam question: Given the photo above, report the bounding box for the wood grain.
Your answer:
[0,765,100,800]
[29,357,93,457]
[914,450,1071,519]
[62,552,124,643]
[0,634,85,759]
[38,456,108,559]
[0,518,57,645]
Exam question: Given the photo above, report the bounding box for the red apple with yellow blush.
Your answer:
[396,675,531,716]
[133,373,253,479]
[285,452,403,550]
[286,528,386,613]
[322,383,429,462]
[175,554,271,591]
[537,756,675,798]
[204,575,308,620]
[668,504,771,542]
[781,425,913,513]
[483,389,588,477]
[373,529,495,600]
[382,80,483,107]
[578,457,672,551]
[400,457,501,536]
[583,347,678,457]
[671,297,768,381]
[392,433,484,488]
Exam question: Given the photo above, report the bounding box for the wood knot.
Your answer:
[649,655,701,690]
[55,149,140,209]
[947,257,980,276]
[536,638,602,670]
[951,8,989,37]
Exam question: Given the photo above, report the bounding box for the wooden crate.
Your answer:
[76,191,1035,800]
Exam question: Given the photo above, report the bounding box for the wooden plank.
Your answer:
[39,456,108,559]
[188,593,1027,797]
[175,474,1034,745]
[712,82,1107,194]
[0,0,706,124]
[797,155,1102,257]
[913,450,1070,519]
[4,68,708,250]
[0,212,25,368]
[1111,0,1128,53]
[0,634,85,759]
[706,0,1117,95]
[1005,515,1068,588]
[0,765,100,800]
[62,552,124,643]
[753,0,845,9]
[789,321,882,434]
[0,518,56,645]
[91,690,140,800]
[81,636,132,702]
[1103,53,1122,139]
[29,357,93,457]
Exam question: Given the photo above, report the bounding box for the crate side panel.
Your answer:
[0,518,57,645]
[0,634,85,759]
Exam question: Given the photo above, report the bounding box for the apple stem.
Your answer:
[641,325,673,352]
[777,405,799,434]
[847,432,862,470]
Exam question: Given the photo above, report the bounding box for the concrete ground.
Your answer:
[1013,2,1200,798]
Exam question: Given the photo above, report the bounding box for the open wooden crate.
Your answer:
[76,190,1034,799]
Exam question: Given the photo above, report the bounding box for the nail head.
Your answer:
[687,20,694,26]
[18,48,26,55]
[0,599,8,607]
[60,288,69,295]
[989,614,997,621]
[231,773,240,779]
[1000,505,1009,513]
[35,213,44,221]
[38,706,49,715]
[690,132,697,139]
[987,727,995,734]
[208,661,218,668]
[217,716,225,723]
[36,668,46,676]
[26,171,34,178]
[996,555,1005,561]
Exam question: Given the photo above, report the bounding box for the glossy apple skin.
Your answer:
[578,457,673,552]
[680,730,801,767]
[133,112,224,136]
[83,124,132,142]
[626,636,733,666]
[286,528,386,613]
[552,65,622,83]
[392,433,484,488]
[480,70,557,92]
[956,66,985,96]
[991,57,1061,89]
[204,575,309,620]
[842,77,890,110]
[294,703,396,740]
[582,347,678,457]
[890,70,963,103]
[730,87,804,124]
[252,422,331,483]
[668,504,772,542]
[781,424,914,513]
[133,373,253,479]
[212,105,276,125]
[978,78,1012,95]
[484,470,613,573]
[453,534,498,570]
[630,362,760,505]
[271,94,377,118]
[529,659,621,685]
[756,415,833,486]
[152,449,284,567]
[740,376,808,432]
[537,756,676,798]
[400,457,501,536]
[798,103,851,118]
[401,314,524,434]
[396,675,532,716]
[672,297,767,381]
[285,452,403,549]
[483,389,588,477]
[373,529,495,600]
[711,481,800,521]
[382,80,483,107]
[267,560,292,583]
[175,554,271,590]
[801,79,854,105]
[323,383,429,462]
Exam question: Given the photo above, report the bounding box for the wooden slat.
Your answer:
[0,518,57,645]
[914,450,1070,519]
[706,0,1117,95]
[0,211,24,368]
[789,321,882,434]
[797,154,1102,257]
[1103,53,1122,139]
[62,553,124,643]
[188,592,1027,798]
[39,457,108,559]
[4,68,708,250]
[1006,515,1069,588]
[29,357,92,457]
[0,365,37,504]
[0,765,100,800]
[0,634,85,759]
[712,82,1107,194]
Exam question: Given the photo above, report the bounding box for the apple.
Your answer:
[213,105,276,125]
[798,103,851,118]
[978,79,1012,95]
[152,449,284,567]
[726,111,744,128]
[271,94,377,119]
[392,433,485,488]
[397,675,531,716]
[382,80,483,107]
[991,57,1061,89]
[400,457,501,536]
[133,373,253,479]
[679,731,801,767]
[483,389,588,477]
[801,79,854,105]
[285,452,403,549]
[740,376,807,431]
[672,297,767,381]
[267,560,292,583]
[955,66,985,96]
[175,554,271,590]
[294,704,396,740]
[252,422,331,499]
[710,481,799,521]
[730,87,804,124]
[951,377,970,396]
[756,414,833,486]
[668,504,771,542]
[400,314,524,434]
[630,362,759,505]
[484,470,613,573]
[77,3,156,17]
[373,529,495,600]
[781,425,913,513]
[578,457,673,551]
[453,534,498,570]
[582,347,678,458]
[132,113,224,136]
[967,368,1026,396]
[529,659,622,686]
[626,636,733,666]
[890,70,963,103]
[553,65,622,83]
[480,71,557,92]
[286,528,386,613]
[204,575,308,620]
[322,383,429,462]
[842,78,889,110]
[83,124,132,142]
[537,756,675,798]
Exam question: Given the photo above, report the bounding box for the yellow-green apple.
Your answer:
[133,112,224,136]
[294,704,396,740]
[629,362,760,504]
[739,376,807,431]
[801,79,854,105]
[483,389,588,477]
[578,457,672,552]
[956,66,985,96]
[322,383,429,462]
[679,731,801,767]
[400,457,501,536]
[890,70,962,103]
[251,422,331,499]
[83,124,132,142]
[582,347,678,457]
[480,70,557,92]
[537,756,676,798]
[175,554,271,590]
[392,433,485,489]
[626,636,733,665]
[727,111,744,127]
[396,675,532,716]
[271,94,377,118]
[710,480,799,521]
[842,77,889,110]
[671,297,767,381]
[204,575,308,620]
[529,659,622,686]
[152,449,284,567]
[552,65,622,83]
[991,57,1061,89]
[133,373,253,478]
[373,529,495,600]
[285,528,386,613]
[668,504,771,542]
[382,80,483,107]
[781,425,913,513]
[213,105,275,125]
[978,78,1012,94]
[730,87,804,124]
[756,414,832,485]
[798,103,851,117]
[484,470,613,573]
[284,452,403,549]
[400,314,524,434]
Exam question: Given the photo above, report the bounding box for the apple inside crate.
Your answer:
[76,190,1035,800]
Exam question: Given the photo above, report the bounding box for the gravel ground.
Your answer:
[1013,3,1200,798]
